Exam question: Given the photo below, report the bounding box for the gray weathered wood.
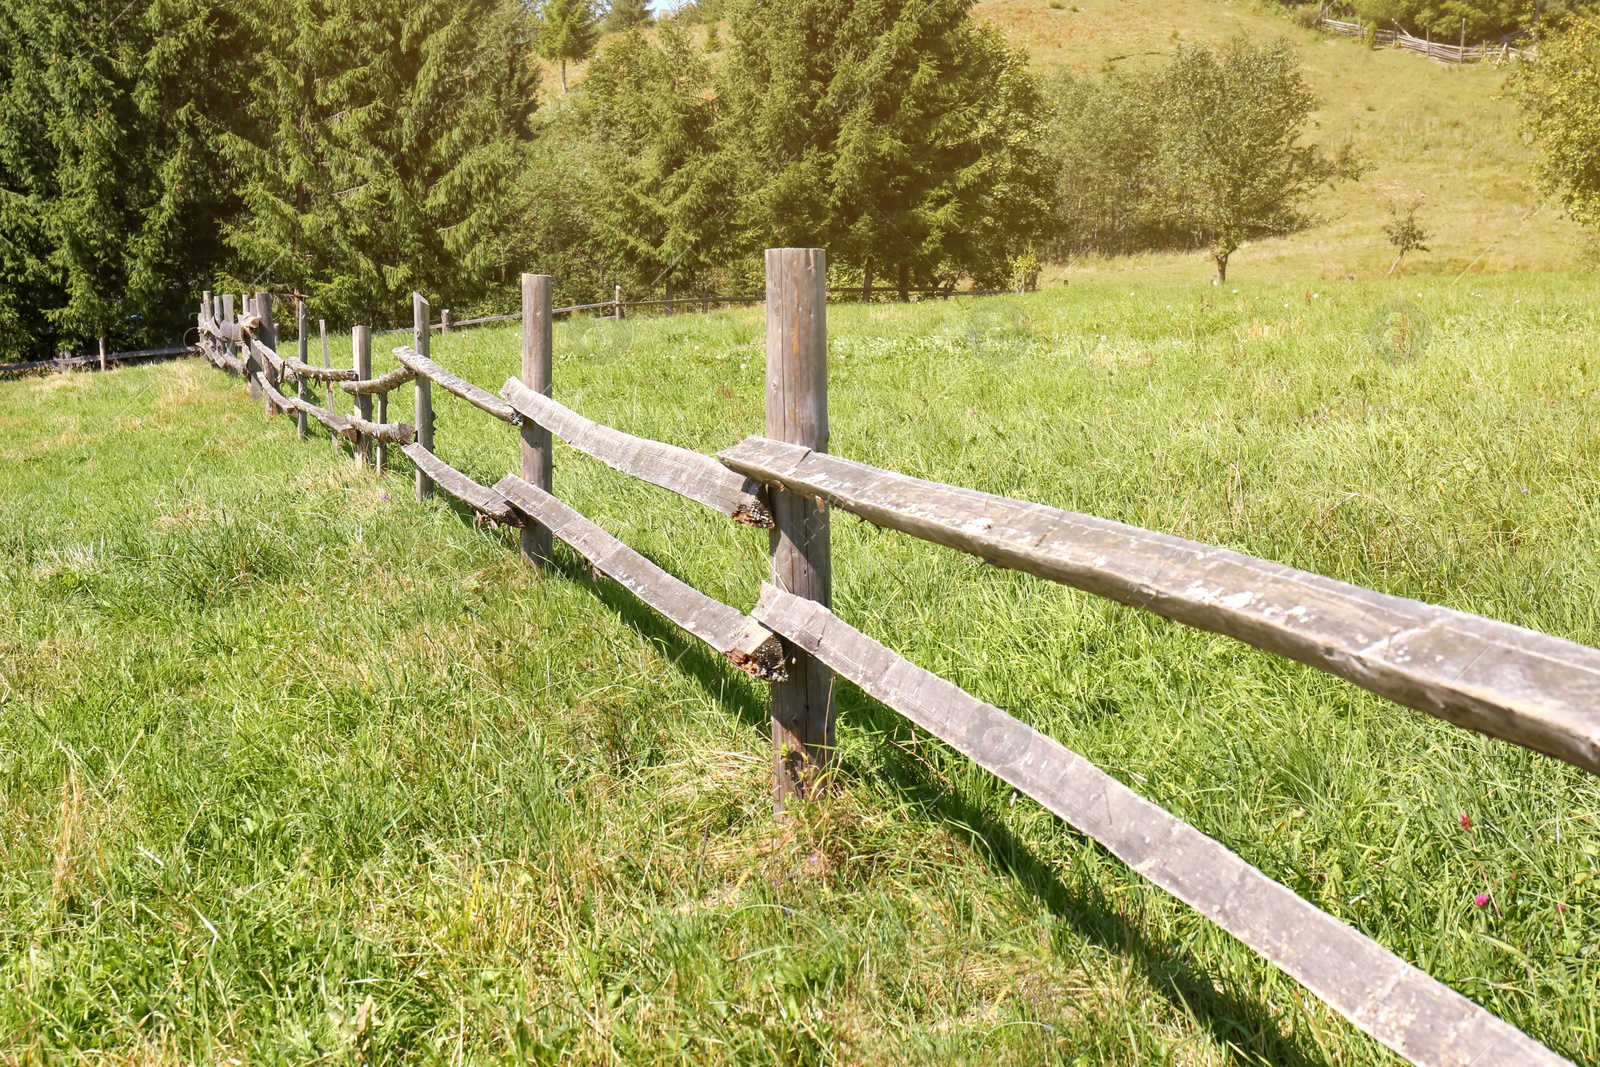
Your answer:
[391,345,521,424]
[344,412,416,445]
[340,365,417,395]
[494,474,785,679]
[521,273,555,569]
[259,374,360,442]
[500,376,773,528]
[750,584,1571,1067]
[247,337,285,378]
[321,319,337,458]
[720,438,1600,778]
[98,337,106,373]
[400,443,521,526]
[201,340,245,375]
[414,292,433,501]
[354,326,373,466]
[764,247,834,808]
[296,299,310,440]
[284,357,359,382]
[376,391,389,472]
[256,292,279,417]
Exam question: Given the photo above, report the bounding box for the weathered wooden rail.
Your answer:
[189,252,1585,1067]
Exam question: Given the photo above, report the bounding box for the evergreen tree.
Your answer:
[0,0,255,361]
[605,0,653,32]
[225,0,539,326]
[714,0,1054,294]
[569,23,729,293]
[534,0,600,95]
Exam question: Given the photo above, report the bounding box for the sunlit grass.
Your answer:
[2,273,1598,1064]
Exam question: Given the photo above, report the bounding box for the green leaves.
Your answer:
[1513,15,1600,233]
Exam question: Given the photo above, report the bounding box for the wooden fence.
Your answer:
[1317,12,1532,62]
[190,248,1591,1067]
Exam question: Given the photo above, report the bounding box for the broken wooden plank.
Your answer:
[392,345,520,425]
[493,473,785,679]
[283,356,359,382]
[500,377,772,528]
[751,585,1570,1067]
[341,365,417,395]
[400,444,521,526]
[720,438,1600,778]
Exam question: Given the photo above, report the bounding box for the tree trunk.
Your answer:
[1388,253,1404,276]
[1214,252,1229,285]
[897,262,909,303]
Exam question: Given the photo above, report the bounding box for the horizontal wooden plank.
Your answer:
[247,337,284,376]
[751,585,1569,1067]
[341,365,417,395]
[392,345,520,424]
[258,373,359,441]
[500,377,773,528]
[202,341,245,375]
[283,356,358,382]
[344,412,415,445]
[400,443,521,526]
[719,438,1600,777]
[493,474,784,679]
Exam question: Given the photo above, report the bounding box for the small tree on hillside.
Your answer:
[1383,194,1431,275]
[535,0,600,95]
[1146,38,1353,283]
[605,0,652,32]
[1512,16,1600,233]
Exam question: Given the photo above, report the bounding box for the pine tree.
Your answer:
[534,0,600,95]
[225,0,539,326]
[714,0,1054,293]
[605,0,653,32]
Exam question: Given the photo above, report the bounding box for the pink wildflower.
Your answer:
[1473,893,1489,908]
[1459,814,1473,830]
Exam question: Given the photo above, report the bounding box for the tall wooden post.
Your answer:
[320,320,337,455]
[764,247,833,812]
[665,280,675,316]
[353,326,372,466]
[200,292,211,342]
[441,309,452,334]
[256,291,278,417]
[413,292,434,499]
[614,284,623,321]
[520,273,554,568]
[296,298,310,439]
[97,337,106,372]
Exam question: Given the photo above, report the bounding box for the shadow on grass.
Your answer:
[551,550,1332,1067]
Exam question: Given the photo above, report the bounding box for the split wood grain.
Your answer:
[500,377,773,528]
[391,345,521,425]
[400,444,521,526]
[494,473,785,680]
[344,412,416,445]
[257,374,359,442]
[750,585,1571,1067]
[720,438,1600,778]
[341,365,417,395]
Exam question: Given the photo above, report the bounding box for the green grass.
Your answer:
[3,274,1600,1065]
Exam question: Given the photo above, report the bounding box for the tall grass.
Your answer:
[1,274,1597,1064]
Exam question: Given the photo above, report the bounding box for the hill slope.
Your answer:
[977,0,1586,282]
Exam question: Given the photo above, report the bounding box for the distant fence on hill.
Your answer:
[191,248,1587,1067]
[1317,9,1533,62]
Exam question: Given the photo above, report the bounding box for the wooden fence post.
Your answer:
[320,319,337,455]
[257,291,278,417]
[666,280,675,316]
[296,298,310,440]
[764,247,833,812]
[614,284,623,321]
[441,308,452,334]
[354,325,372,466]
[414,292,434,499]
[98,337,106,372]
[521,273,555,568]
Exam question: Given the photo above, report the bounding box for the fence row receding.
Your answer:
[1316,8,1532,63]
[191,248,1594,1067]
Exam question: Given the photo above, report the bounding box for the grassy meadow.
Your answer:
[3,274,1600,1064]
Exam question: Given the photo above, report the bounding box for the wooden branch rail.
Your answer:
[501,377,773,528]
[720,438,1600,778]
[751,586,1571,1067]
[392,345,521,425]
[345,412,416,445]
[200,342,245,375]
[257,373,360,442]
[247,337,285,377]
[283,356,359,382]
[494,474,786,680]
[400,443,521,526]
[341,365,416,395]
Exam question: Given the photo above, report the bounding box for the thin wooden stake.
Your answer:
[296,298,310,440]
[520,273,554,568]
[441,308,452,334]
[413,293,433,500]
[354,325,372,466]
[320,319,336,455]
[765,247,833,812]
[98,337,106,372]
[614,284,623,321]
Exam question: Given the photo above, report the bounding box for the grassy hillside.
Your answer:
[3,276,1599,1063]
[978,0,1588,283]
